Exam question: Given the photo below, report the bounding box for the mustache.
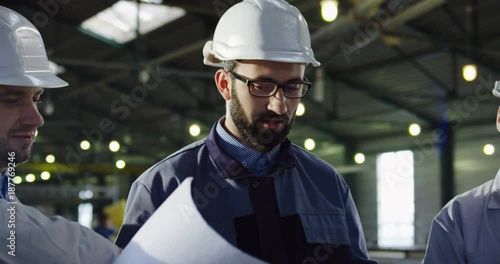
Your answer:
[255,112,289,121]
[9,127,37,135]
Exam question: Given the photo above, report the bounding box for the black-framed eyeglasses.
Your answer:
[229,71,312,99]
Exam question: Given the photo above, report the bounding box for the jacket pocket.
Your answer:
[298,209,350,245]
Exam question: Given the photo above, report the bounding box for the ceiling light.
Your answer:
[116,160,126,169]
[296,103,306,116]
[13,176,22,184]
[483,144,495,155]
[79,190,94,200]
[41,171,51,180]
[189,124,201,137]
[321,0,339,22]
[109,141,120,152]
[26,174,36,183]
[354,153,366,164]
[80,140,91,150]
[463,64,477,82]
[48,60,65,75]
[314,68,325,102]
[44,98,55,116]
[45,154,55,163]
[304,138,316,151]
[408,123,421,136]
[80,1,185,44]
[123,133,133,145]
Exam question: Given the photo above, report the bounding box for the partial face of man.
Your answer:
[0,86,44,171]
[497,107,500,132]
[225,60,305,152]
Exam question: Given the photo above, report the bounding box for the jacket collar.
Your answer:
[206,121,296,180]
[487,169,500,209]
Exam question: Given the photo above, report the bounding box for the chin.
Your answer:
[11,147,32,164]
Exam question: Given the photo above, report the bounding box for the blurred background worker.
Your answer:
[94,212,117,241]
[0,5,119,264]
[422,83,500,263]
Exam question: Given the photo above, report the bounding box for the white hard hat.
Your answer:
[203,0,320,67]
[0,6,67,88]
[494,81,500,98]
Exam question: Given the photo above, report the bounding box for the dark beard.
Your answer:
[0,138,31,169]
[230,86,293,152]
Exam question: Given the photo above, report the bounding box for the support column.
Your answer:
[343,138,358,194]
[440,124,454,207]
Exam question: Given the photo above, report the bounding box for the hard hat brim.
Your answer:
[493,88,500,98]
[203,41,321,67]
[0,73,68,88]
[494,81,500,98]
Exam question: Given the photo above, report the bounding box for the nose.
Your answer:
[267,87,288,115]
[20,103,44,128]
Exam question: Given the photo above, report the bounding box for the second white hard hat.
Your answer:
[494,81,500,98]
[203,0,320,68]
[0,6,67,88]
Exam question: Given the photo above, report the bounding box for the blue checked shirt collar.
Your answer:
[216,119,280,177]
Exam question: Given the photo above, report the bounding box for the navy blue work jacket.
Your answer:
[117,123,376,264]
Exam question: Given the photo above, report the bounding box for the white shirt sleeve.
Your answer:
[422,201,467,264]
[0,199,120,264]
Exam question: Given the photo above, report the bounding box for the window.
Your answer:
[377,150,415,247]
[78,203,93,228]
[81,0,185,44]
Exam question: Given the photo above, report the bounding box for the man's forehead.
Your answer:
[0,85,44,95]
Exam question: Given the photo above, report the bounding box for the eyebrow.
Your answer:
[0,90,24,96]
[252,75,304,83]
[0,88,44,97]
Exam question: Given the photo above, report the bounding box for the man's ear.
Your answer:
[496,107,500,132]
[215,69,231,101]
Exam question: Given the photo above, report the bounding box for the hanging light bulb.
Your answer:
[462,64,477,82]
[304,138,316,151]
[109,140,120,152]
[483,144,495,155]
[321,0,339,22]
[80,140,91,150]
[296,103,306,116]
[408,123,421,136]
[189,124,201,137]
[354,153,366,164]
[462,6,477,82]
[44,98,55,116]
[116,160,126,169]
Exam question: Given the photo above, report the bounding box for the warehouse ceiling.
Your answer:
[2,0,500,191]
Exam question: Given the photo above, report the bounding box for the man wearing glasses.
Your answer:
[117,0,376,263]
[422,83,500,263]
